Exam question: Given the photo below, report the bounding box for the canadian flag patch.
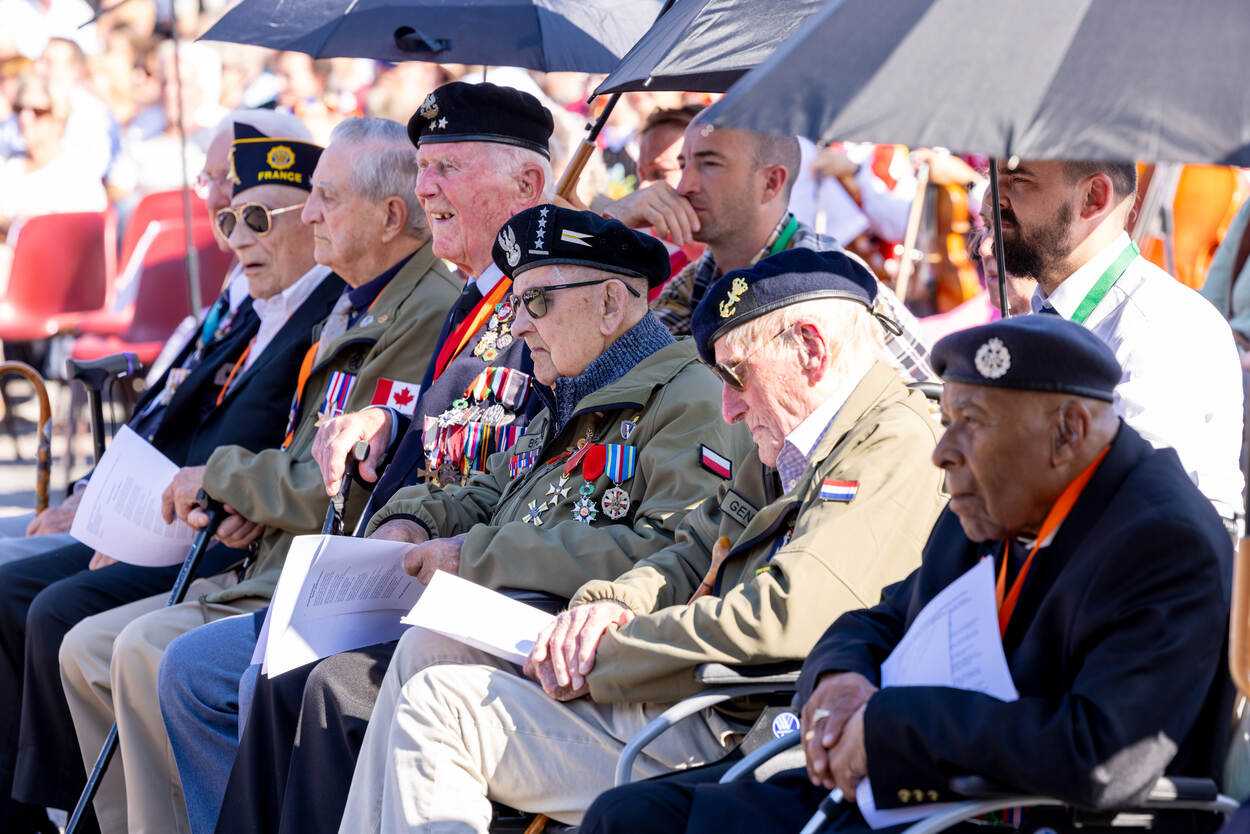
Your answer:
[699,445,732,480]
[820,479,859,502]
[370,378,420,415]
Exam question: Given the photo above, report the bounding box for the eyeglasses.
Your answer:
[516,277,641,319]
[709,325,794,391]
[194,169,231,200]
[16,104,52,118]
[214,202,305,238]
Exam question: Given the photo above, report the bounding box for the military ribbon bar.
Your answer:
[604,444,637,484]
[320,371,356,419]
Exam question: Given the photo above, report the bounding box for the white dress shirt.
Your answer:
[1032,232,1245,520]
[245,264,332,372]
[774,366,868,495]
[475,263,505,296]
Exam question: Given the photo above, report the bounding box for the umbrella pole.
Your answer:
[988,159,1009,317]
[893,161,930,303]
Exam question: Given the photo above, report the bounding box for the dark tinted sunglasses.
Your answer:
[517,277,641,319]
[214,202,304,238]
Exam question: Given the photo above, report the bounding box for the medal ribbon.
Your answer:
[214,338,255,406]
[433,278,512,380]
[605,444,637,484]
[995,446,1109,637]
[1069,241,1138,324]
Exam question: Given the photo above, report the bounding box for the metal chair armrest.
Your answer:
[719,732,802,783]
[694,662,801,686]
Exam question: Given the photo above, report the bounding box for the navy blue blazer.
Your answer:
[797,423,1233,816]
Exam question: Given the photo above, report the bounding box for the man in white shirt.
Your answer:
[997,158,1244,530]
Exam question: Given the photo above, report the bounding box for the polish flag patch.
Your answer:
[699,445,732,480]
[370,378,420,415]
[820,479,859,502]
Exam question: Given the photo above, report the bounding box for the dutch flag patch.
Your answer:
[820,479,858,502]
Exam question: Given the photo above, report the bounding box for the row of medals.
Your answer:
[524,422,637,527]
[472,296,516,363]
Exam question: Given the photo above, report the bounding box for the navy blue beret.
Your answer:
[492,204,670,287]
[407,81,553,159]
[229,123,322,196]
[691,248,889,365]
[932,315,1121,401]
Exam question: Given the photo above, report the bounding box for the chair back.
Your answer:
[122,220,231,344]
[120,189,210,268]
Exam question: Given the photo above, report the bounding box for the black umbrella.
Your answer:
[706,0,1250,166]
[593,0,824,95]
[199,0,662,72]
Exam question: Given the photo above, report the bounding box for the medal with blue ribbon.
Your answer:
[600,444,636,520]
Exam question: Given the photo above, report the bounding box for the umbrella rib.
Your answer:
[308,0,363,56]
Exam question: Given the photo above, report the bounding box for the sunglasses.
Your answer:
[516,276,640,319]
[709,325,794,391]
[16,104,52,118]
[214,202,304,238]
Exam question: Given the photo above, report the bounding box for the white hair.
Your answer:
[487,143,555,201]
[718,297,884,382]
[215,107,312,142]
[329,117,428,238]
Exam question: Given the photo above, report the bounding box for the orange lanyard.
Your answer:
[995,446,1109,637]
[214,339,254,406]
[432,278,512,380]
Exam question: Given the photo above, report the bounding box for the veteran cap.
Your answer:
[932,315,1121,402]
[492,205,670,288]
[407,81,554,158]
[691,248,894,365]
[228,123,322,196]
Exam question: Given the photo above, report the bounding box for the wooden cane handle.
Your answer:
[555,140,596,204]
[689,536,733,603]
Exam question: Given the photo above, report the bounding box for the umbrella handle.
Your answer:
[894,161,930,303]
[1231,538,1250,699]
[556,139,598,204]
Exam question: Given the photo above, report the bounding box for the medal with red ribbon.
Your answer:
[570,443,606,524]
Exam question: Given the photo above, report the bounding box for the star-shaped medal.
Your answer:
[545,475,571,503]
[572,497,598,524]
[523,499,547,526]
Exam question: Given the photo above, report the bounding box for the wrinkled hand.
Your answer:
[311,408,392,495]
[401,533,464,584]
[369,518,430,545]
[161,466,208,525]
[88,551,117,570]
[602,182,700,246]
[827,703,869,798]
[213,507,264,548]
[802,671,878,790]
[524,600,635,700]
[26,490,83,536]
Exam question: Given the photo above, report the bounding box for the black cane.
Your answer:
[324,440,369,536]
[66,353,140,463]
[65,489,227,834]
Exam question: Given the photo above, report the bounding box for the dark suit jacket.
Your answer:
[146,273,344,466]
[797,423,1233,815]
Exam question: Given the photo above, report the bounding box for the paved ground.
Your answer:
[0,377,109,518]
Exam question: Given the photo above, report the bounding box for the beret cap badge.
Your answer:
[718,276,749,319]
[974,338,1011,379]
[498,226,521,268]
[419,93,438,120]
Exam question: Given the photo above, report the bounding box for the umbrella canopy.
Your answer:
[199,0,662,73]
[594,0,824,95]
[706,0,1250,166]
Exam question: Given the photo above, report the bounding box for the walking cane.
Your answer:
[65,353,141,464]
[65,489,228,834]
[325,440,370,536]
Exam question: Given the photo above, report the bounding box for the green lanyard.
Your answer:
[768,215,800,256]
[1069,240,1139,324]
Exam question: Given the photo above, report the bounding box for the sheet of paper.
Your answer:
[857,557,1018,829]
[70,425,197,566]
[401,571,555,666]
[261,535,424,677]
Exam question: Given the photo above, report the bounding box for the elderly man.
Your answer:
[206,205,747,834]
[604,114,933,387]
[159,83,554,834]
[583,315,1234,834]
[57,116,461,834]
[339,247,945,832]
[0,113,335,834]
[997,158,1243,530]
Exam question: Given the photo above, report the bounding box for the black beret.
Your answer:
[932,315,1122,402]
[228,123,322,196]
[691,248,893,365]
[491,204,670,288]
[407,81,554,159]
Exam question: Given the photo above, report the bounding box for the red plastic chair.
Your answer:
[0,211,116,341]
[71,220,233,365]
[119,188,210,270]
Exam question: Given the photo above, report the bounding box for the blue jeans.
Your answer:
[158,608,265,834]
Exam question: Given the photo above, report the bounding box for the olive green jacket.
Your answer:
[366,339,753,600]
[201,244,461,602]
[573,362,946,703]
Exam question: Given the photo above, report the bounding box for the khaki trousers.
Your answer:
[339,627,731,834]
[59,573,265,834]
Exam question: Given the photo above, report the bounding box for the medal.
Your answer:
[601,486,630,520]
[523,499,547,526]
[545,475,572,503]
[497,332,514,350]
[483,347,499,361]
[572,497,598,524]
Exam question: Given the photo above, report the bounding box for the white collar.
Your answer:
[783,366,868,459]
[475,263,505,296]
[1031,232,1132,317]
[251,264,331,322]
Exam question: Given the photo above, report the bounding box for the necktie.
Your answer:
[315,293,356,364]
[453,282,484,329]
[1038,304,1060,316]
